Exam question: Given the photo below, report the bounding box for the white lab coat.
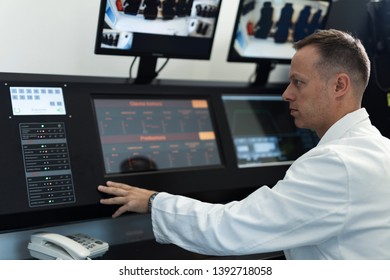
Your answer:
[151,108,390,259]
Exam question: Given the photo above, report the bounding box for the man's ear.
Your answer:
[334,73,350,98]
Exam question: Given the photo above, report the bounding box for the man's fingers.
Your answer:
[112,206,128,218]
[100,195,129,205]
[98,185,130,197]
[106,181,133,190]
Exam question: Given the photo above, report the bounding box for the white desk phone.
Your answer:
[27,232,109,260]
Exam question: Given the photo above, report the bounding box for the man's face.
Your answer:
[282,45,334,137]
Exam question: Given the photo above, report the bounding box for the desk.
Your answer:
[103,239,285,260]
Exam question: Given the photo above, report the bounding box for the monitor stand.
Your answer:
[134,56,158,84]
[252,60,276,86]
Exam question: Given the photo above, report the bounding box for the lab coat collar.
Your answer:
[318,108,369,146]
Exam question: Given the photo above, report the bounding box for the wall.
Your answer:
[0,0,289,82]
[0,0,291,260]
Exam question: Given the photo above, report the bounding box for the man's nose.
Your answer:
[282,84,293,101]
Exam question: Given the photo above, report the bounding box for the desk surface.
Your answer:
[103,239,285,260]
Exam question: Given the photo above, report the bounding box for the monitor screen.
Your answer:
[222,94,318,168]
[9,86,66,116]
[95,0,222,59]
[227,0,332,64]
[93,97,222,174]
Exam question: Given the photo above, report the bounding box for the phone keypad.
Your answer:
[67,233,108,257]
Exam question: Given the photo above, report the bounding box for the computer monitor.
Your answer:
[93,96,222,174]
[227,0,332,84]
[95,0,222,83]
[222,94,318,168]
[0,80,225,231]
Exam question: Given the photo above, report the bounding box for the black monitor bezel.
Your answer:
[94,0,223,60]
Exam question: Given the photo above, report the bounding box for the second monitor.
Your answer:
[222,94,318,168]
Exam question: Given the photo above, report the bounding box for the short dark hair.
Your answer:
[294,29,371,92]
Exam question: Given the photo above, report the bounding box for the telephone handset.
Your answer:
[28,232,109,260]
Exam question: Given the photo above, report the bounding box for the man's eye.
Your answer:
[294,79,303,87]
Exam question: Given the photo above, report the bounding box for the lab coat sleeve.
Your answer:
[151,147,349,256]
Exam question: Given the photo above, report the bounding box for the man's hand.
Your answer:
[98,181,156,217]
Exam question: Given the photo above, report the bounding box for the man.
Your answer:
[98,29,390,259]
